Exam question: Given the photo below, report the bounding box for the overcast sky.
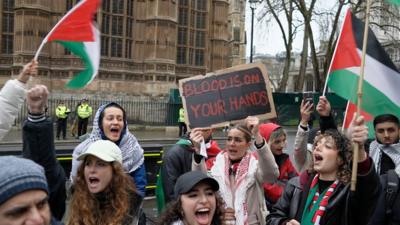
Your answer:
[244,0,341,56]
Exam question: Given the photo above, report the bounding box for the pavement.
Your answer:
[2,124,298,143]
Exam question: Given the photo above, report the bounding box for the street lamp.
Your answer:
[249,0,259,63]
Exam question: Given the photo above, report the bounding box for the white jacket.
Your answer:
[0,79,26,140]
[193,143,279,225]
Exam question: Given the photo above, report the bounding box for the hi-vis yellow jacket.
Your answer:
[55,105,70,119]
[77,103,92,119]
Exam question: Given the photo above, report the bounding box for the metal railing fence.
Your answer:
[12,92,347,128]
[14,96,181,127]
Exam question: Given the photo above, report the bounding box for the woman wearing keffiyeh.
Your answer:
[191,116,279,225]
[266,115,380,225]
[70,102,146,196]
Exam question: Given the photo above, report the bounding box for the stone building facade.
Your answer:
[0,0,245,97]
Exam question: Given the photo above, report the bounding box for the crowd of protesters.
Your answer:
[0,60,399,225]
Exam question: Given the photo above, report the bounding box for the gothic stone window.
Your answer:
[177,0,206,66]
[100,0,134,58]
[2,0,14,54]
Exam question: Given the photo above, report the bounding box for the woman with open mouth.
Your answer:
[191,116,279,225]
[71,102,146,196]
[66,139,144,225]
[266,116,380,225]
[158,171,224,225]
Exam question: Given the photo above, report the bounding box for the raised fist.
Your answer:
[27,85,49,114]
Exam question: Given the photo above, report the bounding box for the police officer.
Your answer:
[178,107,187,137]
[55,101,70,140]
[77,98,92,137]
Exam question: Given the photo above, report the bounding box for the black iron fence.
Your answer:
[13,92,347,128]
[14,96,181,127]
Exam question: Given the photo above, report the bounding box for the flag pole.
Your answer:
[342,101,350,132]
[33,0,87,61]
[322,6,349,96]
[351,0,371,191]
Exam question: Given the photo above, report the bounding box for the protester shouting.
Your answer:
[266,115,380,225]
[66,140,144,225]
[192,116,279,225]
[158,171,224,225]
[71,102,147,196]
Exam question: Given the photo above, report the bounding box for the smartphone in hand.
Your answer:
[303,92,313,105]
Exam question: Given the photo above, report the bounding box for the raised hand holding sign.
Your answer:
[179,63,276,129]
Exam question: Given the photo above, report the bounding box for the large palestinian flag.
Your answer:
[35,0,101,89]
[327,9,400,135]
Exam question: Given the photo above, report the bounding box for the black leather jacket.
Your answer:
[368,170,400,225]
[266,160,380,225]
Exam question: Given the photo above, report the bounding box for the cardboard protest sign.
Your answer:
[179,62,276,128]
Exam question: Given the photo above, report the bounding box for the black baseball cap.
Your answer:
[174,171,219,198]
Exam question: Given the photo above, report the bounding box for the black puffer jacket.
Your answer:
[266,159,380,225]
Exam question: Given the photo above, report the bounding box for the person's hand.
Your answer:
[221,207,235,225]
[347,114,368,162]
[17,60,38,83]
[189,128,204,154]
[316,96,331,117]
[285,219,301,225]
[27,85,49,114]
[245,116,263,145]
[244,116,259,136]
[300,99,314,126]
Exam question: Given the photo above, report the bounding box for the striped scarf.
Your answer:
[301,174,339,225]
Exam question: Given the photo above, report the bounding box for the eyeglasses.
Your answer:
[226,136,245,143]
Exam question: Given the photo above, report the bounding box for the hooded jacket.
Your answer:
[161,135,221,203]
[259,123,299,208]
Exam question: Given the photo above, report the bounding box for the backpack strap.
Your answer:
[385,170,399,216]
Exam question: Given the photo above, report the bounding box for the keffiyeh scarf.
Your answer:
[71,102,144,179]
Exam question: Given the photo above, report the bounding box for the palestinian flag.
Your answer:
[35,0,101,89]
[342,102,374,137]
[387,0,400,5]
[327,9,400,136]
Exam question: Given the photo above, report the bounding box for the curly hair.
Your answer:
[66,161,136,225]
[158,191,225,225]
[312,129,352,184]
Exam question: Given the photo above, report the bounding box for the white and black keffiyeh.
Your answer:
[370,140,400,174]
[70,102,144,181]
